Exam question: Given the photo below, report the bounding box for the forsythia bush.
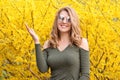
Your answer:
[0,0,120,80]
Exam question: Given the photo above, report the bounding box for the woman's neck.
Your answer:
[59,32,70,43]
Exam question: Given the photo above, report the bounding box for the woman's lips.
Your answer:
[60,24,68,28]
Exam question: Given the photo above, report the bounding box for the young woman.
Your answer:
[25,6,90,80]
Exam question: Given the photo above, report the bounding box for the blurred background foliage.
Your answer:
[0,0,120,80]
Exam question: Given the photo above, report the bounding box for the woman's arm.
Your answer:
[35,44,49,73]
[79,38,90,80]
[25,23,49,73]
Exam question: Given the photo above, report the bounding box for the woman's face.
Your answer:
[57,10,71,33]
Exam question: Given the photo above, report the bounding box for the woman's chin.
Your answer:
[59,29,70,33]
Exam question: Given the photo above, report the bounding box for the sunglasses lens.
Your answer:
[67,17,70,22]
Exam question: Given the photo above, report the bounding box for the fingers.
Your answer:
[24,23,34,33]
[24,22,30,31]
[24,22,36,36]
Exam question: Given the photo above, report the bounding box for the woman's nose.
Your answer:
[63,19,67,23]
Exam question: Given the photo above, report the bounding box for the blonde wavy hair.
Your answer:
[48,6,82,48]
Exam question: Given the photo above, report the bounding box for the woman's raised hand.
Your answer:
[25,23,40,44]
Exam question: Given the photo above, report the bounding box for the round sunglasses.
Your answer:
[58,15,71,23]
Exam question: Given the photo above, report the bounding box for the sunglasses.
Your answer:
[58,15,71,23]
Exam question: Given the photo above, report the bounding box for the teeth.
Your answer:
[62,26,66,28]
[61,25,67,28]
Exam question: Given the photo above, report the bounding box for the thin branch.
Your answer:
[28,63,41,80]
[31,10,34,28]
[40,0,51,26]
[95,52,105,68]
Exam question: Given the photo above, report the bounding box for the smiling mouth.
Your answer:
[60,24,68,28]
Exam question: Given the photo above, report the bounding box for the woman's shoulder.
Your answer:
[43,40,50,50]
[79,38,89,51]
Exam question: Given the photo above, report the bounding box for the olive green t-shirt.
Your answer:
[35,44,90,80]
